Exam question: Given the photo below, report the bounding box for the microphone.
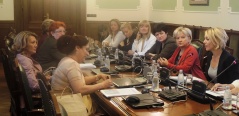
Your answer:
[206,59,237,88]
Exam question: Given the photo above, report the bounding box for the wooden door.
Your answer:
[15,0,86,36]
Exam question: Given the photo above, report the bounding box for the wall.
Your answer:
[86,0,239,58]
[0,0,14,20]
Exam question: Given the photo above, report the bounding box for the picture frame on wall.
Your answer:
[189,0,209,5]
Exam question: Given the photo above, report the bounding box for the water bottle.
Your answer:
[105,55,110,70]
[151,60,158,73]
[177,69,184,89]
[223,85,232,109]
[115,48,119,60]
[151,72,159,91]
[132,54,136,68]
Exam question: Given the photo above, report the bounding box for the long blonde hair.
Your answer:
[138,20,151,39]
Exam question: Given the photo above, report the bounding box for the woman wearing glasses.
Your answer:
[37,21,66,71]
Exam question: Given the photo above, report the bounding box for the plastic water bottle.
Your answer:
[223,85,232,108]
[151,72,159,91]
[177,69,184,89]
[115,48,119,60]
[151,60,158,73]
[105,55,110,70]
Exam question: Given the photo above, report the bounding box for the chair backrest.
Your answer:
[16,63,35,110]
[225,46,234,55]
[191,40,207,69]
[38,79,57,116]
[0,48,21,115]
[0,48,19,93]
[37,73,51,91]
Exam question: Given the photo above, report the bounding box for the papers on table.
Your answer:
[100,88,141,98]
[206,90,237,100]
[169,76,204,84]
[79,63,96,69]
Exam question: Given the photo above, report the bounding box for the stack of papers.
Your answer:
[100,88,141,98]
[79,63,96,69]
[169,76,204,84]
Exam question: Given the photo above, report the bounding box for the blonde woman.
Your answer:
[128,20,156,56]
[102,19,125,47]
[158,27,206,80]
[203,27,239,84]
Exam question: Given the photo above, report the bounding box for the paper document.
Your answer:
[169,76,204,84]
[79,63,96,69]
[206,90,237,100]
[100,88,141,98]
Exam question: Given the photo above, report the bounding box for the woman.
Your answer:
[38,18,54,48]
[145,23,177,60]
[102,19,125,48]
[128,20,156,56]
[37,21,66,71]
[203,27,239,84]
[51,35,113,115]
[158,27,206,80]
[13,31,44,92]
[118,22,136,52]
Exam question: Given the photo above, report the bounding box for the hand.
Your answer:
[103,41,109,47]
[136,32,142,40]
[101,79,113,89]
[128,50,134,55]
[120,41,124,46]
[211,83,225,91]
[45,75,51,80]
[231,88,239,95]
[97,74,110,80]
[157,57,168,66]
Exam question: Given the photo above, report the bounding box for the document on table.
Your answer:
[169,76,204,84]
[206,90,237,100]
[100,88,141,98]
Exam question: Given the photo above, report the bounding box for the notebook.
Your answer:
[91,69,147,88]
[112,77,147,88]
[122,94,164,109]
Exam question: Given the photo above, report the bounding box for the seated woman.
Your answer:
[203,27,239,84]
[102,19,125,48]
[158,27,206,80]
[51,35,113,115]
[13,31,47,92]
[211,79,239,94]
[37,21,66,71]
[128,20,156,56]
[118,22,136,52]
[145,23,177,60]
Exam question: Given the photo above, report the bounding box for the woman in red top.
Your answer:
[158,27,206,80]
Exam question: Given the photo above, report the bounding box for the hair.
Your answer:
[41,19,54,34]
[109,19,121,35]
[13,31,38,52]
[204,27,228,49]
[173,26,192,41]
[57,35,89,55]
[48,21,66,33]
[138,20,152,39]
[120,22,133,31]
[153,23,168,34]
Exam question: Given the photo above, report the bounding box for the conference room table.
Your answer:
[50,59,236,116]
[82,59,236,116]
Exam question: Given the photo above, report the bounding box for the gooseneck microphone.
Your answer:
[206,59,237,88]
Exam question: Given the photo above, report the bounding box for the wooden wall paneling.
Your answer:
[0,21,15,49]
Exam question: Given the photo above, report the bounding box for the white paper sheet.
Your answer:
[100,88,141,97]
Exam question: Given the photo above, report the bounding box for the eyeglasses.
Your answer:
[54,30,67,33]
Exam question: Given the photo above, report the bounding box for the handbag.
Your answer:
[56,86,88,116]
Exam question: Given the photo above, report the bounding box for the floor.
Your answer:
[0,62,11,116]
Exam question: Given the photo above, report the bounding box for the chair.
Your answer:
[38,79,59,116]
[225,46,234,55]
[37,73,51,91]
[16,63,44,116]
[0,48,21,116]
[191,39,207,69]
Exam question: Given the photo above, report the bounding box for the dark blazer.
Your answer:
[118,32,136,52]
[145,35,177,60]
[36,36,65,71]
[205,50,239,84]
